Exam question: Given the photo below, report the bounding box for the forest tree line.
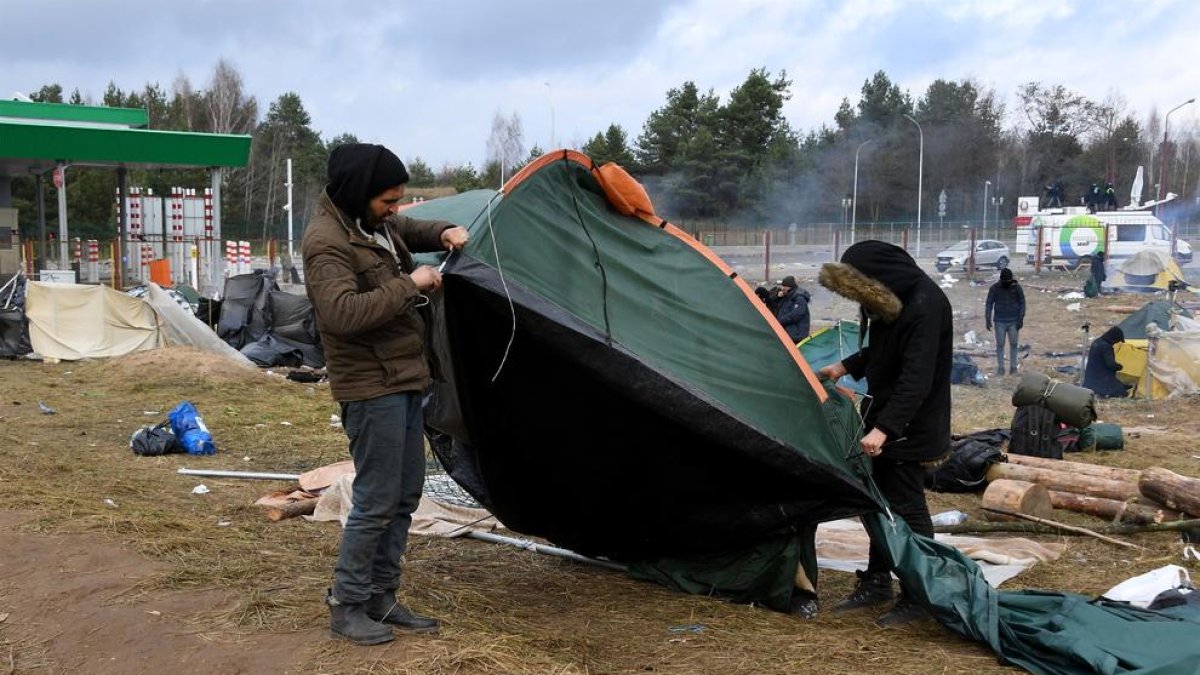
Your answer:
[9,60,1199,242]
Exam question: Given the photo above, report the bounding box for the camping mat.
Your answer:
[815,518,1065,587]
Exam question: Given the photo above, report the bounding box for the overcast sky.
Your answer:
[4,0,1199,170]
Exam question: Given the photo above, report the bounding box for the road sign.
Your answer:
[937,189,947,218]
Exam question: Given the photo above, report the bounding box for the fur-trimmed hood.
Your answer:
[819,262,903,322]
[820,241,928,323]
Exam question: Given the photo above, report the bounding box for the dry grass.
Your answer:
[1,270,1199,673]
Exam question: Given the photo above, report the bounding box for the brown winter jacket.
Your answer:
[302,191,452,402]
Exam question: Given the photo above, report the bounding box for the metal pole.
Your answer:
[56,163,68,269]
[35,172,46,271]
[904,114,923,256]
[982,180,990,239]
[117,168,129,286]
[466,531,627,572]
[177,467,301,481]
[211,168,223,293]
[1158,99,1195,209]
[852,140,872,245]
[763,230,771,283]
[285,158,294,260]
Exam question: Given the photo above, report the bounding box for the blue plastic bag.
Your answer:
[168,401,217,456]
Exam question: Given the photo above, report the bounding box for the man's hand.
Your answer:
[986,322,992,332]
[860,427,888,457]
[410,265,442,292]
[818,362,847,381]
[441,226,469,251]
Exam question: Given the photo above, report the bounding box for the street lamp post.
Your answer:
[852,140,872,245]
[1157,98,1195,214]
[982,180,990,240]
[903,114,924,256]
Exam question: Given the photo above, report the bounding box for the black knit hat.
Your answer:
[326,143,409,222]
[781,275,797,289]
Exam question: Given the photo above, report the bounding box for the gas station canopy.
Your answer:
[0,99,251,174]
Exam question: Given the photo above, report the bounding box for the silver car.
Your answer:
[935,239,1010,272]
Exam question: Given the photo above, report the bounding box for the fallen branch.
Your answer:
[982,507,1140,549]
[935,518,1200,536]
[264,497,318,522]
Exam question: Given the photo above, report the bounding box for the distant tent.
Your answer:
[407,151,1200,672]
[797,320,867,394]
[1108,249,1187,293]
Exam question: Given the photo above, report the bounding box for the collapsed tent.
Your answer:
[406,151,1200,673]
[217,271,324,368]
[1110,301,1200,398]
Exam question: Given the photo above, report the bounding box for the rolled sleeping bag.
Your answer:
[1011,371,1098,429]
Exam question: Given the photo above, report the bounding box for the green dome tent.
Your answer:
[407,151,1200,673]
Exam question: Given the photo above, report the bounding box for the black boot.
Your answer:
[832,570,894,613]
[875,593,928,627]
[789,590,819,620]
[327,590,394,645]
[366,592,440,634]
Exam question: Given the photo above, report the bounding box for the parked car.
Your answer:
[935,239,1010,272]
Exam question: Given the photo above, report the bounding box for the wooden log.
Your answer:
[1006,454,1141,484]
[264,497,319,522]
[1048,491,1179,525]
[982,479,1053,522]
[1139,467,1200,518]
[987,463,1139,501]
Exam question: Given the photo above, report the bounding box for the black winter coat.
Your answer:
[985,282,1025,326]
[1083,328,1130,398]
[775,287,811,342]
[832,242,954,462]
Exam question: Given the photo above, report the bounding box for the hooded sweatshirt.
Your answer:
[985,268,1025,326]
[819,241,953,461]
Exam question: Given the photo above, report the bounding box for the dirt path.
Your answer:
[0,511,411,674]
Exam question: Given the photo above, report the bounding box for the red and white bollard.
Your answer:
[225,240,237,277]
[239,240,251,275]
[86,239,99,283]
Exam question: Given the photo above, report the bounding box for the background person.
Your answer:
[774,275,812,342]
[303,143,469,645]
[1083,327,1132,398]
[985,268,1026,375]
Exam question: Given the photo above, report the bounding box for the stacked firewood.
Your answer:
[982,456,1200,525]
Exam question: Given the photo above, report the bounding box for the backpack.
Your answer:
[130,422,183,456]
[925,429,1009,493]
[1008,404,1063,459]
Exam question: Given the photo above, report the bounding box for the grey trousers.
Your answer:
[995,321,1019,371]
[333,392,426,604]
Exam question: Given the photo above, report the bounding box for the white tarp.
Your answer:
[25,282,159,360]
[145,283,253,368]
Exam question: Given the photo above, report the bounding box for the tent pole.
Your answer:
[465,531,627,572]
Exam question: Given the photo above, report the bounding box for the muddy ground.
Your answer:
[0,263,1198,674]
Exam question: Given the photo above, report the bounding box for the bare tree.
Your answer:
[1093,91,1128,181]
[171,73,197,130]
[205,59,257,134]
[1017,82,1098,137]
[486,111,526,185]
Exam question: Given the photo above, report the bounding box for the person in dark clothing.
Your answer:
[754,286,772,305]
[774,275,812,342]
[817,241,953,626]
[1085,251,1107,297]
[1103,182,1118,210]
[1083,327,1132,398]
[304,143,469,645]
[985,268,1026,375]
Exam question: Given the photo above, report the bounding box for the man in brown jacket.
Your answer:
[303,143,468,645]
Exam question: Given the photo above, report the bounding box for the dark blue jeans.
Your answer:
[333,392,426,604]
[995,321,1019,372]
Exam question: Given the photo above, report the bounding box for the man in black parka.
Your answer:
[817,241,953,626]
[774,275,812,342]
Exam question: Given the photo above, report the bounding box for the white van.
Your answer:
[1016,207,1192,268]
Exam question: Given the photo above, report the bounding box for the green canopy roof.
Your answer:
[0,99,148,128]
